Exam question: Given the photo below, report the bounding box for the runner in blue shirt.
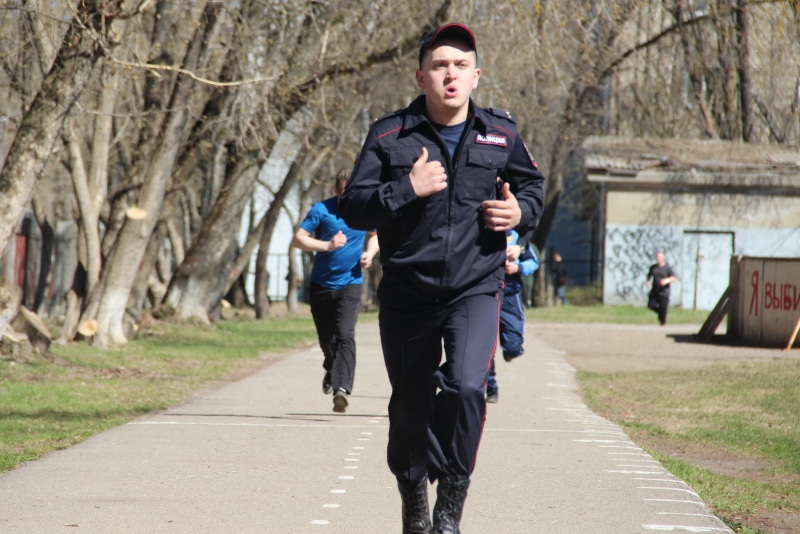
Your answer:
[292,168,378,413]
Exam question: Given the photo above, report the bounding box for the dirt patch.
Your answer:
[635,436,800,533]
[634,434,784,485]
[529,321,800,534]
[724,511,800,534]
[530,322,794,374]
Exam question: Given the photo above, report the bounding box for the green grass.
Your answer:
[579,360,800,531]
[654,454,777,534]
[524,293,800,531]
[580,361,800,476]
[0,315,318,472]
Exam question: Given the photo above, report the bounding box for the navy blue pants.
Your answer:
[499,291,525,359]
[486,358,499,396]
[487,291,526,396]
[309,282,362,393]
[379,292,500,485]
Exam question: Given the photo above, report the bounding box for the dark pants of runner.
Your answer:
[309,282,362,393]
[499,291,525,359]
[379,292,500,485]
[648,292,670,325]
[486,358,498,396]
[486,290,526,396]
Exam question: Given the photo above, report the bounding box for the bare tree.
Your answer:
[3,0,799,339]
[0,2,114,263]
[161,149,261,323]
[79,2,232,345]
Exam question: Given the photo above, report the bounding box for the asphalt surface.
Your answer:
[0,320,733,533]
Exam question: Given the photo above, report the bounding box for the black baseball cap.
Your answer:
[418,23,477,67]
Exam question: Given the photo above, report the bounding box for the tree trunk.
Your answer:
[31,220,53,315]
[162,152,260,323]
[532,102,572,253]
[125,222,166,334]
[734,0,753,142]
[0,279,22,339]
[23,0,59,76]
[253,156,308,319]
[67,125,102,293]
[0,3,105,258]
[58,288,81,344]
[81,211,149,345]
[164,237,239,325]
[97,0,197,263]
[11,306,51,356]
[83,60,119,289]
[90,59,117,210]
[166,219,186,266]
[81,4,229,345]
[285,241,299,313]
[674,4,719,139]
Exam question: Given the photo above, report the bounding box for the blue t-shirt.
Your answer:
[300,197,368,289]
[435,122,466,160]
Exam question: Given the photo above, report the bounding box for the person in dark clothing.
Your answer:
[340,23,545,534]
[645,251,676,325]
[551,250,568,305]
[291,168,379,413]
[519,242,539,308]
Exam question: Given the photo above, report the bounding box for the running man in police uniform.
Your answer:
[340,23,545,534]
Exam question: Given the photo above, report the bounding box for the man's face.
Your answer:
[416,39,480,123]
[656,252,665,266]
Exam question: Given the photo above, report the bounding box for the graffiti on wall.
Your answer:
[605,225,681,302]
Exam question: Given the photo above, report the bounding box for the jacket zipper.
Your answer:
[436,117,474,302]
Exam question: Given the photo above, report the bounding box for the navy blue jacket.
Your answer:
[340,95,545,305]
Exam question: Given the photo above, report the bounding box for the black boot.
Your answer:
[398,478,432,534]
[432,475,470,534]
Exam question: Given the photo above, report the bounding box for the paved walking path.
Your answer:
[0,321,732,533]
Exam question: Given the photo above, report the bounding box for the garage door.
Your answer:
[681,231,734,310]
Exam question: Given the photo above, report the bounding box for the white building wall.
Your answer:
[603,224,800,309]
[238,109,311,302]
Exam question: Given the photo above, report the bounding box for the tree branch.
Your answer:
[110,58,279,87]
[599,13,712,80]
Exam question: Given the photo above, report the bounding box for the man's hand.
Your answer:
[328,231,347,250]
[360,252,373,269]
[506,244,522,262]
[505,260,520,275]
[482,182,521,231]
[409,147,447,198]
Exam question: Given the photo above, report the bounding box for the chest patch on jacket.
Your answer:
[475,133,507,147]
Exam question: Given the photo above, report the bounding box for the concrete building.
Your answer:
[583,136,800,310]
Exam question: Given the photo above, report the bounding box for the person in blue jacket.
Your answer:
[340,23,545,534]
[291,168,378,414]
[485,230,540,404]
